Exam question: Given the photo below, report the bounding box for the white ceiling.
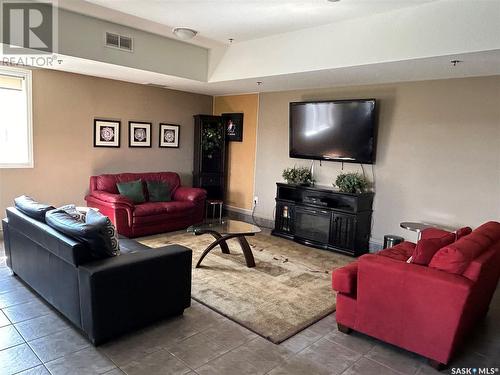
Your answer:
[11,0,499,95]
[61,0,436,47]
[49,49,500,95]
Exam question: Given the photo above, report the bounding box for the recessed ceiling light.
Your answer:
[172,27,198,40]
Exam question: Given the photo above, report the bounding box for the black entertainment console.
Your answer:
[272,183,374,257]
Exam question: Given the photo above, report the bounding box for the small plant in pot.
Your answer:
[334,172,369,193]
[202,127,223,158]
[282,166,314,186]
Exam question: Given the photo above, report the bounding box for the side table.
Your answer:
[206,200,223,222]
[400,222,434,241]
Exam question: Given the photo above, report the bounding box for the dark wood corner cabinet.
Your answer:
[272,183,374,257]
[193,115,226,200]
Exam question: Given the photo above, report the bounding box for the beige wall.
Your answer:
[3,71,499,245]
[0,69,212,217]
[213,94,259,211]
[254,76,500,243]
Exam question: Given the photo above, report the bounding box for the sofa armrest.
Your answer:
[85,192,134,236]
[88,191,134,208]
[356,254,473,363]
[173,187,207,203]
[78,245,192,344]
[332,262,358,295]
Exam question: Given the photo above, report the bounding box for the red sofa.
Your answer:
[332,222,500,368]
[85,172,206,238]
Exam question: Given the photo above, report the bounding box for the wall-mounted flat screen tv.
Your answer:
[289,99,377,164]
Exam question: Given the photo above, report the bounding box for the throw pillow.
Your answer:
[57,204,87,222]
[456,226,472,239]
[378,243,415,262]
[46,209,120,259]
[420,228,451,240]
[410,232,455,265]
[146,180,172,202]
[85,209,120,257]
[14,195,55,222]
[116,179,145,204]
[429,236,486,275]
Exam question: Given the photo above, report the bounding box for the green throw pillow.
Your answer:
[146,180,172,202]
[116,180,145,204]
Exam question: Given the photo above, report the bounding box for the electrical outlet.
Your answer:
[253,196,258,206]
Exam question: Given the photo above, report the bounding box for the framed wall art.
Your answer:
[222,113,243,142]
[159,123,180,148]
[94,119,120,148]
[129,121,152,148]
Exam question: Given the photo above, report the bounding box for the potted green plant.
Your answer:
[202,127,223,158]
[282,166,314,186]
[334,172,369,193]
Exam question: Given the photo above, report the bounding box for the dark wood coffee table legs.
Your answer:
[208,231,230,254]
[236,236,256,267]
[195,231,256,268]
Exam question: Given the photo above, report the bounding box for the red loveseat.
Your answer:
[332,222,500,368]
[85,172,206,238]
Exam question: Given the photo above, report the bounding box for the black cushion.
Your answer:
[14,195,55,222]
[45,209,120,259]
[57,204,86,222]
[6,207,93,266]
[146,180,172,202]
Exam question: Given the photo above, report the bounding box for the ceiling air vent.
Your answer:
[119,35,133,51]
[105,32,133,52]
[105,32,119,48]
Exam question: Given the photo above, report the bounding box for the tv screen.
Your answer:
[289,99,377,164]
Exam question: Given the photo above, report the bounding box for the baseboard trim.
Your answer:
[223,205,274,229]
[224,204,253,215]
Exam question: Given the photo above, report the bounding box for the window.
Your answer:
[0,67,33,168]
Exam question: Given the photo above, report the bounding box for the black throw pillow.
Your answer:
[14,195,55,223]
[146,180,172,202]
[45,209,120,259]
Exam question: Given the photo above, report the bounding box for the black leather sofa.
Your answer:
[2,207,192,345]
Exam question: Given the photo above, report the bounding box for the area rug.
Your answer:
[137,230,353,343]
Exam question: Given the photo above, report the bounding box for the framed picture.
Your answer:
[94,119,120,148]
[222,113,243,142]
[159,124,180,148]
[129,121,152,148]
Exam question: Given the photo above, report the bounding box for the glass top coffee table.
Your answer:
[187,219,261,268]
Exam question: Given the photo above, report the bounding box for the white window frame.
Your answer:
[0,66,33,168]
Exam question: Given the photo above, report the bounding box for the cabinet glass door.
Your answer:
[276,203,294,234]
[294,207,330,243]
[330,213,356,250]
[201,119,224,173]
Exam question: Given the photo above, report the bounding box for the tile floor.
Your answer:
[0,236,499,375]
